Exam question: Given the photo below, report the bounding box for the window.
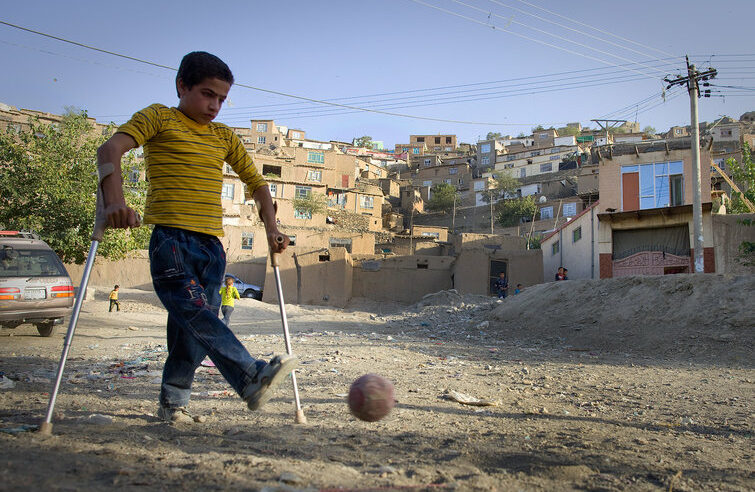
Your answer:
[359,195,374,209]
[563,202,577,217]
[307,151,324,164]
[256,122,268,132]
[540,163,552,173]
[307,169,322,182]
[504,163,514,169]
[422,231,440,238]
[446,137,452,144]
[294,209,312,219]
[572,226,582,243]
[474,181,485,191]
[449,167,457,174]
[128,169,140,184]
[257,136,266,144]
[329,237,352,253]
[550,155,560,160]
[621,160,684,210]
[480,143,491,153]
[224,163,237,175]
[288,235,296,246]
[539,133,548,139]
[295,186,312,199]
[481,156,490,165]
[424,158,432,167]
[434,146,441,152]
[530,151,541,157]
[552,240,560,255]
[416,137,425,142]
[721,129,733,138]
[423,180,433,187]
[269,183,278,197]
[221,183,234,200]
[435,137,441,144]
[550,147,561,154]
[444,179,452,184]
[506,154,517,161]
[413,148,420,154]
[262,164,281,177]
[291,131,301,139]
[520,168,526,178]
[241,232,254,250]
[445,146,452,151]
[674,128,683,135]
[540,206,553,219]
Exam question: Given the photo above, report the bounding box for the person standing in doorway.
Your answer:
[494,272,509,299]
[219,276,241,326]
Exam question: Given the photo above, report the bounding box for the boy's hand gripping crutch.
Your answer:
[39,163,135,435]
[270,236,306,424]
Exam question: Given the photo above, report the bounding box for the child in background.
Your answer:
[109,285,120,312]
[219,276,241,326]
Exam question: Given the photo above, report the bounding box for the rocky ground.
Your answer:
[0,274,753,491]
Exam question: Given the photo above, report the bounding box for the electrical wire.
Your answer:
[451,0,669,77]
[513,0,676,58]
[408,0,662,81]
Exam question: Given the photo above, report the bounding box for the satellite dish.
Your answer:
[538,196,547,204]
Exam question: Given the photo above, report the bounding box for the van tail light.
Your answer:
[51,285,75,298]
[0,287,21,300]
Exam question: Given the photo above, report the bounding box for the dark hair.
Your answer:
[114,285,119,289]
[176,51,234,97]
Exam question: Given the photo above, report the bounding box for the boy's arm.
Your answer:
[97,133,140,229]
[253,185,289,253]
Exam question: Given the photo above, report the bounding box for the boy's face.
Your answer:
[177,77,231,125]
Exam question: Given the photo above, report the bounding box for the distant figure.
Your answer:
[555,267,565,281]
[494,272,509,299]
[563,268,569,280]
[109,285,120,312]
[514,283,523,295]
[219,276,241,326]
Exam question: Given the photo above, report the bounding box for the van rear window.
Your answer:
[0,249,67,277]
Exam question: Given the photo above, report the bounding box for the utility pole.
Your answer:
[591,119,626,146]
[664,56,717,273]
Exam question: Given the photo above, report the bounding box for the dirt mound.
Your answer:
[486,274,754,364]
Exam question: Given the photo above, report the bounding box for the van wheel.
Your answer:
[36,322,56,337]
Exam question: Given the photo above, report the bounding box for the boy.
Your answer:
[514,283,523,295]
[97,51,296,424]
[219,276,241,326]
[108,285,120,312]
[493,272,508,299]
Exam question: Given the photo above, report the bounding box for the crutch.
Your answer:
[271,236,306,424]
[39,163,118,435]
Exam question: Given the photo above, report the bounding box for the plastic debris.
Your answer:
[444,389,498,407]
[0,376,16,389]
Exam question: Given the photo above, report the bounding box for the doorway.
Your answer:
[489,260,507,296]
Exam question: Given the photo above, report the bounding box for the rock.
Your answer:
[279,472,303,485]
[85,414,113,425]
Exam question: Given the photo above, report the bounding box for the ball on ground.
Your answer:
[348,373,395,422]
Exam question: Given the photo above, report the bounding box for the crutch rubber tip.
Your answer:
[38,422,53,435]
[295,410,307,424]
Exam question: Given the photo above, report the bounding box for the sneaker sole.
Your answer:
[246,357,299,410]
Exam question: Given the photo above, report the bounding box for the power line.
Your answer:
[0,19,535,126]
[452,0,669,77]
[513,0,676,58]
[484,0,667,61]
[408,0,662,81]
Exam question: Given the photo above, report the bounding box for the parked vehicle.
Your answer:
[223,273,263,300]
[0,231,74,336]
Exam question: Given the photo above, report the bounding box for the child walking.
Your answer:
[219,276,241,326]
[97,51,296,424]
[108,285,120,312]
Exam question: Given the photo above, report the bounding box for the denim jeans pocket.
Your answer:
[150,229,186,280]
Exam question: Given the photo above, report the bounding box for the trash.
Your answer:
[279,472,303,485]
[0,376,16,389]
[444,389,498,407]
[0,424,39,434]
[127,326,139,331]
[200,359,216,368]
[85,414,113,425]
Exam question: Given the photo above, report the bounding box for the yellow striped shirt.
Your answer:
[117,104,266,237]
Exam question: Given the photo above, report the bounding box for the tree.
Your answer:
[726,142,755,213]
[0,111,150,263]
[426,183,459,213]
[642,125,657,136]
[479,175,521,232]
[495,195,538,227]
[486,132,502,140]
[353,135,373,149]
[291,190,327,218]
[557,126,580,137]
[531,125,545,133]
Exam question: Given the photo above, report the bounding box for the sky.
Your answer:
[1,1,753,148]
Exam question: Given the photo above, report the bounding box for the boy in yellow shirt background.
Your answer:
[108,285,120,312]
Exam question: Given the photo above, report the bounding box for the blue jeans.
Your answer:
[149,226,264,408]
[221,305,234,326]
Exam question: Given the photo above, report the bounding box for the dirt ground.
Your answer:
[0,274,753,491]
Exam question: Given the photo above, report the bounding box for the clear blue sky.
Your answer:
[1,1,753,148]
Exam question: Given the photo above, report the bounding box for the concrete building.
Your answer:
[541,201,600,281]
[594,140,715,277]
[410,134,457,152]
